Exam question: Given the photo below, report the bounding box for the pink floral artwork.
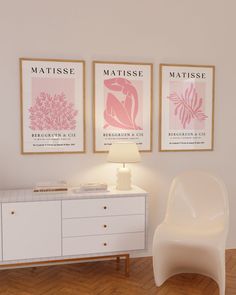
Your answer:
[103,78,142,130]
[28,92,78,130]
[168,83,208,129]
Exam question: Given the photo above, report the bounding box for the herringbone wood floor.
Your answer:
[0,249,235,295]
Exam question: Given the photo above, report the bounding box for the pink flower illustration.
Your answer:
[103,78,142,130]
[29,92,78,130]
[168,83,208,129]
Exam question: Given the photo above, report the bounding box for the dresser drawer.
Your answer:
[63,232,145,256]
[63,214,145,237]
[62,196,145,218]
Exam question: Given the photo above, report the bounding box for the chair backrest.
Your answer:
[165,171,229,231]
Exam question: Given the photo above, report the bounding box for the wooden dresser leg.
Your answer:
[116,256,120,270]
[125,254,130,277]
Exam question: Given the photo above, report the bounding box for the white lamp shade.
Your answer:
[107,142,141,163]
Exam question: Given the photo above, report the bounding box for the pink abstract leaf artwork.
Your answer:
[29,92,78,130]
[103,78,142,130]
[168,83,208,129]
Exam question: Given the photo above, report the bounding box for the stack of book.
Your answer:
[73,183,108,193]
[33,181,68,193]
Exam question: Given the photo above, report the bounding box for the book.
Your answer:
[33,180,68,193]
[73,183,108,193]
[33,188,68,193]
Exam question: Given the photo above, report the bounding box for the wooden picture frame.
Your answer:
[159,63,215,151]
[93,61,153,152]
[20,58,85,154]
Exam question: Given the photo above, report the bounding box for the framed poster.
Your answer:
[93,61,153,152]
[20,58,85,154]
[159,64,215,151]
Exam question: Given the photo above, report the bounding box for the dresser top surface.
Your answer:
[0,185,147,203]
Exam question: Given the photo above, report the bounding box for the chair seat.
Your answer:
[156,223,225,246]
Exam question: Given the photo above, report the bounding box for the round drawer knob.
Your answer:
[11,211,15,215]
[103,242,107,246]
[103,224,107,228]
[103,206,107,210]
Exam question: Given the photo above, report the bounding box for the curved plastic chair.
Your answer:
[153,171,229,295]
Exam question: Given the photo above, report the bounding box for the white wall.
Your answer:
[0,0,235,252]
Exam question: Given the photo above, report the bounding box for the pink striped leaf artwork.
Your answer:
[29,92,78,130]
[167,83,208,129]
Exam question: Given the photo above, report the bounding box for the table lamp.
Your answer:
[107,142,141,190]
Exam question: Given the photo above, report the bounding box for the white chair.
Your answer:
[152,171,229,295]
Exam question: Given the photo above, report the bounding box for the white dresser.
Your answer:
[0,186,147,274]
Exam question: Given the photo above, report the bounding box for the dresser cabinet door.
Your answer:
[2,201,61,261]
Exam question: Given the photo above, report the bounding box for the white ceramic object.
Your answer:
[152,171,229,295]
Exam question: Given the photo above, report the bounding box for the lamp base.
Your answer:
[116,167,131,190]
